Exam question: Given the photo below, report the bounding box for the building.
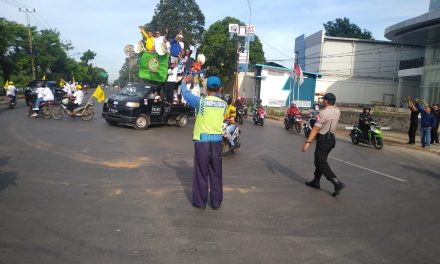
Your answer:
[385,0,440,104]
[295,30,424,106]
[250,63,320,107]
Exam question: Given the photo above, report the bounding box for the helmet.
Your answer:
[207,76,221,90]
[9,81,13,85]
[363,106,371,112]
[290,102,296,107]
[197,54,206,65]
[76,84,82,89]
[223,94,232,104]
[236,97,242,103]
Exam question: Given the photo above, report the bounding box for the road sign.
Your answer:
[238,26,247,36]
[246,25,256,34]
[229,24,239,34]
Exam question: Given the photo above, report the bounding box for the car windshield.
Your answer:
[118,85,150,97]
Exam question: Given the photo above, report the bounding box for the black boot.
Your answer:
[306,175,321,189]
[330,177,345,197]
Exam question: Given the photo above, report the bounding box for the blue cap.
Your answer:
[207,76,222,90]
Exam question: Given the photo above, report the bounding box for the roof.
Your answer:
[324,36,419,46]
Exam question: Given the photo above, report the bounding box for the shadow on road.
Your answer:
[262,156,305,184]
[0,157,18,191]
[399,164,440,180]
[163,158,193,203]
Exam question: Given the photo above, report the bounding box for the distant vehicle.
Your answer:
[102,82,195,129]
[24,80,57,106]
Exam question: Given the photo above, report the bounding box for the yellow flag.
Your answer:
[59,79,64,87]
[42,74,46,80]
[3,80,8,90]
[92,85,105,102]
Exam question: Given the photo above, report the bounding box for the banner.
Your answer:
[139,52,169,82]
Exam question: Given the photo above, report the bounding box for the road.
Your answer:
[0,95,439,264]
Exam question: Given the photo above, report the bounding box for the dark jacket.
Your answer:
[417,104,436,128]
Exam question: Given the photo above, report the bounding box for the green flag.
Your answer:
[139,52,169,82]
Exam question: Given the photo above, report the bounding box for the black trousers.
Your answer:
[165,82,176,102]
[314,134,337,181]
[431,123,439,144]
[408,121,418,143]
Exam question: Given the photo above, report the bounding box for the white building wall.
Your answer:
[259,68,290,107]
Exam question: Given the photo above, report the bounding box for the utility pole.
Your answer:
[243,0,252,100]
[19,8,36,80]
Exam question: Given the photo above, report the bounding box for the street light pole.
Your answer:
[19,8,36,80]
[243,0,252,100]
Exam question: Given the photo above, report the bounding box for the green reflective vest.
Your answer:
[193,95,227,141]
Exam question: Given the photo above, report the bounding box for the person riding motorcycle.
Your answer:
[223,94,237,148]
[6,81,17,105]
[31,83,54,117]
[67,85,84,115]
[359,107,374,139]
[253,98,264,120]
[286,102,301,124]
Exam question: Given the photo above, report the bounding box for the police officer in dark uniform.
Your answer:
[303,93,345,196]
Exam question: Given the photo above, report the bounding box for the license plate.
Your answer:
[109,108,118,113]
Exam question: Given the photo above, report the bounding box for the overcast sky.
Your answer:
[0,0,429,82]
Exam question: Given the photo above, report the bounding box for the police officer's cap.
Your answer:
[323,93,336,104]
[207,76,222,90]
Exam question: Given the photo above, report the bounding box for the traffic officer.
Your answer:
[303,93,345,196]
[181,74,227,210]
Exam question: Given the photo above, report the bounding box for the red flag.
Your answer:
[294,63,304,86]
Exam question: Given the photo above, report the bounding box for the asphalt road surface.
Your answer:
[1,95,439,264]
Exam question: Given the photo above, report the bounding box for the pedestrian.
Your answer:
[181,74,227,210]
[407,98,419,145]
[416,100,436,148]
[303,93,345,197]
[431,103,439,145]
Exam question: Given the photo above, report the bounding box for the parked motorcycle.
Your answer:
[284,114,302,133]
[52,97,94,121]
[253,107,266,126]
[350,121,384,149]
[7,95,16,109]
[222,121,241,154]
[27,93,55,118]
[303,116,317,138]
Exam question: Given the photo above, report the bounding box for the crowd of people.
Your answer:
[407,98,440,148]
[138,27,206,104]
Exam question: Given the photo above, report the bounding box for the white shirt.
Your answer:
[73,90,84,105]
[36,87,54,101]
[6,85,16,96]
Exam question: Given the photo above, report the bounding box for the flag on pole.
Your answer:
[92,85,105,102]
[139,52,169,82]
[3,80,9,90]
[294,63,304,86]
[59,79,64,88]
[42,74,46,80]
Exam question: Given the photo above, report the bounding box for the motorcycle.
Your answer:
[7,95,16,109]
[303,115,317,138]
[52,97,95,121]
[350,121,384,149]
[284,114,302,133]
[243,105,248,119]
[236,106,245,125]
[253,107,266,126]
[222,121,241,154]
[27,93,55,118]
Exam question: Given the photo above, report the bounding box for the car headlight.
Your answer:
[126,102,140,108]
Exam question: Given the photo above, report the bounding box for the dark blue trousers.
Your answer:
[192,142,223,208]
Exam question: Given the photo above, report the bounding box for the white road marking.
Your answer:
[329,156,406,182]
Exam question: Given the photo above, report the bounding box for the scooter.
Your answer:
[52,97,94,121]
[350,121,384,149]
[7,95,16,109]
[222,121,241,154]
[236,106,245,125]
[27,93,55,118]
[284,114,302,133]
[253,107,266,126]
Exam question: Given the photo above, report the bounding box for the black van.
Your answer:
[102,83,195,129]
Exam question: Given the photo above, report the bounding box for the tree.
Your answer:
[144,0,205,45]
[80,49,97,65]
[323,17,373,40]
[199,17,265,92]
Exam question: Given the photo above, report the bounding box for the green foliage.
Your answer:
[323,17,373,40]
[199,17,265,91]
[145,0,205,45]
[0,18,108,88]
